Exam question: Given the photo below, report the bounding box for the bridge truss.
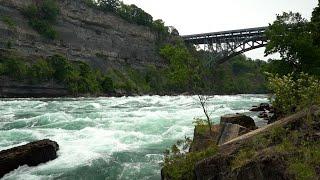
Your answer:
[182,26,268,65]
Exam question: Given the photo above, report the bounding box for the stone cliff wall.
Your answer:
[0,0,166,73]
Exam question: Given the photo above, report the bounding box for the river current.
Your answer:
[0,95,268,180]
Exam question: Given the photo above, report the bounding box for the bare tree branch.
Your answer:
[198,95,214,137]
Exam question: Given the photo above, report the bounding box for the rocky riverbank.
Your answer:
[162,105,320,179]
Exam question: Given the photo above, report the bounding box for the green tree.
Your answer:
[40,0,60,22]
[98,0,120,12]
[3,58,28,80]
[312,0,320,46]
[28,59,54,82]
[265,12,320,75]
[101,76,114,93]
[49,55,74,82]
[160,44,199,91]
[23,0,59,39]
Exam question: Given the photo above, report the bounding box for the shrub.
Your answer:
[160,44,199,92]
[28,59,54,83]
[41,0,60,22]
[3,58,28,80]
[1,16,16,29]
[162,144,218,179]
[23,0,59,39]
[29,19,58,39]
[288,162,316,180]
[49,55,74,82]
[267,73,320,115]
[231,148,256,170]
[101,76,114,93]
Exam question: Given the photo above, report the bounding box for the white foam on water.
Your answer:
[0,95,268,179]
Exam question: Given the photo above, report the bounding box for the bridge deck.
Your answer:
[182,26,268,44]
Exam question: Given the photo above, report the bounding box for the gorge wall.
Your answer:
[0,0,165,72]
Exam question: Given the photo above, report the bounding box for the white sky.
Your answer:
[122,0,318,60]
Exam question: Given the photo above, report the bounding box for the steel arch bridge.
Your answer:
[181,26,268,65]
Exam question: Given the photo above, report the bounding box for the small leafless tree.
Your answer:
[198,95,214,137]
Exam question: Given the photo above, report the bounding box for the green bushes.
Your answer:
[158,44,267,94]
[28,59,53,82]
[49,55,74,82]
[23,0,59,39]
[162,144,218,179]
[101,76,114,93]
[0,53,117,95]
[2,57,28,80]
[48,55,102,94]
[1,16,16,29]
[267,73,320,115]
[160,44,199,92]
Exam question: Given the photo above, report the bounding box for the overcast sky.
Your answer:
[122,0,318,60]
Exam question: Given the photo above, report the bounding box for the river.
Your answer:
[0,95,268,180]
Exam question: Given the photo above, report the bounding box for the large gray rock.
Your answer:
[189,125,222,152]
[221,114,257,130]
[218,123,249,145]
[0,139,59,178]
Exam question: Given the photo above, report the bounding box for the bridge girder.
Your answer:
[182,26,268,65]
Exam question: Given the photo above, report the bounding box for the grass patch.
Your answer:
[1,16,16,29]
[231,148,257,170]
[288,162,316,180]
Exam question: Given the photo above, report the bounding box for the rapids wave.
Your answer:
[0,95,268,179]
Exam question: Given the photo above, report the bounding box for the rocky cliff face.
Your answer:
[0,0,165,72]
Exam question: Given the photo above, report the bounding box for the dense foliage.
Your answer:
[265,1,320,115]
[265,9,320,75]
[1,16,16,29]
[162,138,218,179]
[84,0,170,37]
[267,73,320,116]
[23,0,59,39]
[0,53,114,95]
[158,43,268,94]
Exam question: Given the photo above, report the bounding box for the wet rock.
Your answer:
[189,125,222,152]
[220,114,257,130]
[258,112,269,120]
[0,139,59,178]
[218,123,249,145]
[250,103,271,112]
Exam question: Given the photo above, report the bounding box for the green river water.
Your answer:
[0,95,268,180]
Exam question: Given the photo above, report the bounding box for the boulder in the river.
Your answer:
[218,123,249,145]
[220,114,257,130]
[0,139,59,178]
[258,112,269,119]
[250,103,271,112]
